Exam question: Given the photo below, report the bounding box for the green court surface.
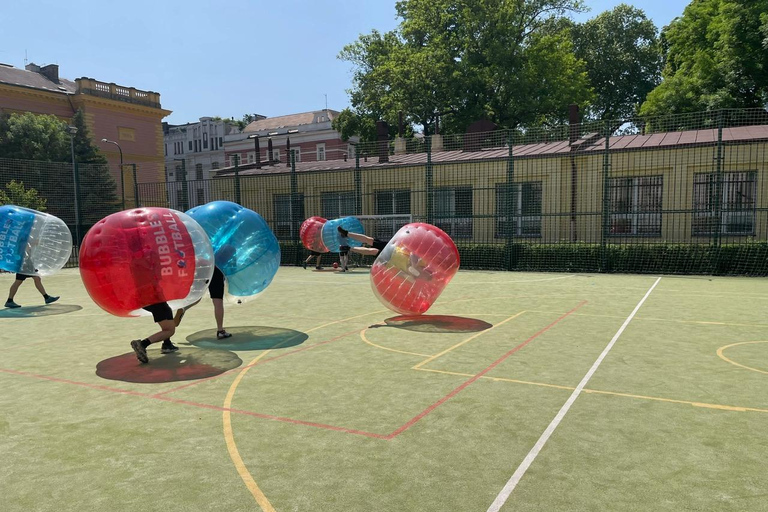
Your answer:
[2,268,768,511]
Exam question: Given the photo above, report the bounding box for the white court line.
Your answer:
[487,276,662,512]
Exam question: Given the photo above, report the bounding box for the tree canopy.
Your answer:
[570,4,661,120]
[640,0,768,117]
[339,0,594,133]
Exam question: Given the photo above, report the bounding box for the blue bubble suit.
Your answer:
[0,205,73,276]
[186,201,280,304]
[321,216,365,253]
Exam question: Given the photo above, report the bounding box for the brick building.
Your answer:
[0,62,171,191]
[223,110,357,167]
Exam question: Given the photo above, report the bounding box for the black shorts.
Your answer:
[208,267,225,299]
[372,238,388,253]
[15,273,31,281]
[142,302,173,323]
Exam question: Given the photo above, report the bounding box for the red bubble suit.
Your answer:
[300,216,329,253]
[79,208,215,317]
[370,223,460,315]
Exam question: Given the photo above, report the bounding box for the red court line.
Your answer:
[0,366,386,438]
[385,300,587,439]
[154,329,360,397]
[1,302,585,441]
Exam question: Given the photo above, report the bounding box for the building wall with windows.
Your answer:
[0,63,171,197]
[210,128,768,245]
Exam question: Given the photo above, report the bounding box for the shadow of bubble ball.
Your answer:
[0,304,83,318]
[96,347,242,384]
[186,326,308,351]
[381,315,493,334]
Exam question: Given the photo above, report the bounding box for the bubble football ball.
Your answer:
[186,201,280,303]
[300,216,329,253]
[321,216,365,253]
[79,208,215,317]
[370,223,460,315]
[0,205,72,276]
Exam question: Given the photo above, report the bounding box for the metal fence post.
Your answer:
[234,155,242,205]
[73,162,81,246]
[131,163,140,208]
[179,160,188,211]
[425,136,434,225]
[713,110,725,272]
[354,150,362,216]
[290,150,301,265]
[506,132,515,270]
[600,120,611,272]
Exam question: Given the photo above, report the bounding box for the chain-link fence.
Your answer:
[2,109,768,275]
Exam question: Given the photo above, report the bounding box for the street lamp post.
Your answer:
[67,125,81,246]
[102,138,125,210]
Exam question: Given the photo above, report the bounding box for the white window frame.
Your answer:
[316,143,326,161]
[608,176,662,237]
[693,171,756,236]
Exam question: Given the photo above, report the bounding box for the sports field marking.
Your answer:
[487,277,661,512]
[412,311,527,370]
[222,309,388,511]
[388,302,585,439]
[360,324,432,357]
[717,341,768,375]
[525,308,768,328]
[457,274,575,284]
[417,368,768,414]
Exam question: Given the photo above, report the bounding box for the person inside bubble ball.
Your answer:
[302,251,323,270]
[130,302,179,364]
[173,266,233,340]
[336,226,390,272]
[5,273,59,308]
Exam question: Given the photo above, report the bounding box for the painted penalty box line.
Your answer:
[487,277,662,512]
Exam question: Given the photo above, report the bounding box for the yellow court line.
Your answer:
[360,325,432,357]
[415,367,575,391]
[416,367,768,414]
[222,309,387,511]
[525,309,768,328]
[412,311,526,370]
[717,341,768,375]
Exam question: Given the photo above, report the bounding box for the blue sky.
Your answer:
[1,0,687,125]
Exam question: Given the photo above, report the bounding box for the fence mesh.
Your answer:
[2,109,767,275]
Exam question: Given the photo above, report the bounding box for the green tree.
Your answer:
[0,180,47,210]
[640,0,768,118]
[68,110,118,225]
[0,112,69,161]
[571,5,662,120]
[339,0,593,133]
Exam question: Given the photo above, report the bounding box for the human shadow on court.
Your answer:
[373,315,493,334]
[185,326,308,351]
[96,347,243,384]
[0,304,82,318]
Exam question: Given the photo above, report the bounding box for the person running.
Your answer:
[173,266,232,340]
[5,273,59,308]
[130,302,179,364]
[302,251,324,270]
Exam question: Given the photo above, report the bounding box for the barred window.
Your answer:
[374,189,411,238]
[693,172,756,236]
[434,186,473,239]
[608,176,662,236]
[273,193,305,240]
[495,182,542,238]
[322,191,355,219]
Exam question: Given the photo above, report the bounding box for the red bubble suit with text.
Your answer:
[79,208,214,317]
[370,223,460,315]
[300,216,329,253]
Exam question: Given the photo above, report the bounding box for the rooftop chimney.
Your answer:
[376,120,389,163]
[25,63,40,73]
